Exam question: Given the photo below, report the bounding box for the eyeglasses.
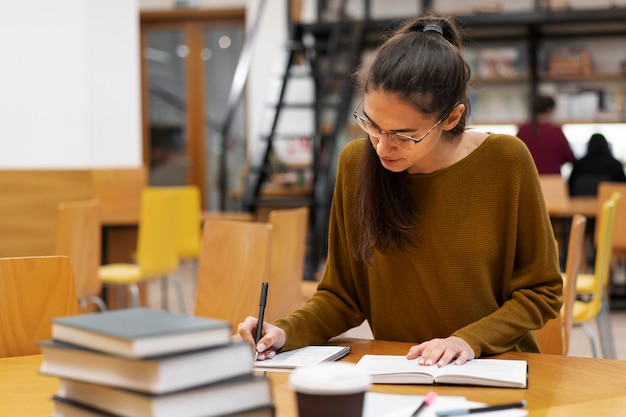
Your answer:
[352,97,446,148]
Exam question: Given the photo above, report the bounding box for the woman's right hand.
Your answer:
[237,316,286,360]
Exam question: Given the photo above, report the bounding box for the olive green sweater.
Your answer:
[275,134,563,357]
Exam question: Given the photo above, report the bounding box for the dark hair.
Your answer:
[586,133,612,158]
[530,95,556,135]
[532,95,555,117]
[353,15,471,264]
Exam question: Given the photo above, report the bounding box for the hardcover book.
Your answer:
[55,375,273,417]
[51,396,276,417]
[40,340,253,394]
[51,308,231,358]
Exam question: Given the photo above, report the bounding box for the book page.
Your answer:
[253,345,351,370]
[354,355,436,383]
[355,355,527,388]
[433,359,527,388]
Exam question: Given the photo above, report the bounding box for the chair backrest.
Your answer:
[169,185,202,259]
[561,214,587,353]
[585,193,620,320]
[53,199,102,303]
[90,167,147,225]
[597,182,626,254]
[135,187,179,277]
[0,256,78,357]
[539,174,570,211]
[194,219,272,331]
[536,214,586,355]
[266,207,309,321]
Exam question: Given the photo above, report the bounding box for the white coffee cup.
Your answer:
[289,362,371,417]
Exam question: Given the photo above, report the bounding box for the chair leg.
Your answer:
[596,290,617,359]
[161,279,169,311]
[166,275,187,314]
[81,295,108,311]
[128,283,140,308]
[579,323,599,358]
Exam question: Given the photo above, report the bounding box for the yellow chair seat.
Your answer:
[98,264,143,285]
[573,299,596,323]
[575,273,595,294]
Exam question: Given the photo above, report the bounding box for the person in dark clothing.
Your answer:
[568,133,626,196]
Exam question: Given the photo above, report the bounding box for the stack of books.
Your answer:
[39,307,274,417]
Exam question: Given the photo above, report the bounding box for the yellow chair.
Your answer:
[98,187,187,313]
[171,185,202,262]
[266,207,309,321]
[573,192,620,358]
[194,219,272,331]
[54,199,106,312]
[536,214,586,355]
[0,256,79,357]
[597,182,626,258]
[153,185,202,310]
[597,182,626,294]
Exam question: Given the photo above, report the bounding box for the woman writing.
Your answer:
[239,15,562,367]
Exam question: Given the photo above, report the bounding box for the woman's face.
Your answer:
[359,89,452,174]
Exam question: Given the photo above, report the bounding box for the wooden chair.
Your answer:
[0,256,79,357]
[90,167,147,225]
[265,207,309,321]
[539,174,571,262]
[98,187,187,313]
[573,193,620,358]
[54,199,106,312]
[194,219,272,331]
[539,174,570,210]
[536,214,587,355]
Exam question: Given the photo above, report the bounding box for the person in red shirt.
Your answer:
[517,95,576,174]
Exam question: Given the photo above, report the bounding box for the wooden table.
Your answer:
[546,196,598,219]
[269,339,626,417]
[4,339,626,417]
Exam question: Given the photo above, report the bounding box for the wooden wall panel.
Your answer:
[0,171,92,257]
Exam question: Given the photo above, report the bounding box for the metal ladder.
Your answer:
[242,1,366,278]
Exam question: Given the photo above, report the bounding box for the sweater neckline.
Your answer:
[407,132,496,178]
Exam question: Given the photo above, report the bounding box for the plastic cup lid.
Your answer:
[289,362,371,395]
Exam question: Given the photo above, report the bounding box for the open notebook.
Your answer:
[355,355,528,388]
[253,345,351,371]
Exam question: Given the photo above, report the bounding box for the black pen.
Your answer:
[436,400,526,417]
[255,282,269,344]
[411,391,437,416]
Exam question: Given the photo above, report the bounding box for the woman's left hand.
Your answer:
[406,336,475,366]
